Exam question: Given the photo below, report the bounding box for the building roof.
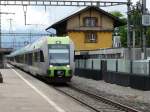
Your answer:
[46,6,125,31]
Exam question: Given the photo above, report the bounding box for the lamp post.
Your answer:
[142,0,147,59]
[127,0,132,59]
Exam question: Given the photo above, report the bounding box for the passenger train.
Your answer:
[7,36,75,82]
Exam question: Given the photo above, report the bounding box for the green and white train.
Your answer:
[7,36,75,82]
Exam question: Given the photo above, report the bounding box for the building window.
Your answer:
[84,17,97,27]
[85,32,97,43]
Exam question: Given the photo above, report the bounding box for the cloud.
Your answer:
[1,0,150,32]
[1,6,50,32]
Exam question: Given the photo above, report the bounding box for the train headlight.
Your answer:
[50,65,53,67]
[66,65,70,68]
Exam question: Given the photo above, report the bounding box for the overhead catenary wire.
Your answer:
[44,5,47,12]
[0,5,15,48]
[23,5,27,25]
[0,0,128,7]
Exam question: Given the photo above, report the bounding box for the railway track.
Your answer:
[53,84,142,112]
[7,64,145,112]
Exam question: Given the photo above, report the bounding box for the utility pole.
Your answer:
[132,26,136,60]
[8,18,13,33]
[23,6,27,25]
[142,0,147,59]
[0,4,15,48]
[8,18,15,49]
[127,0,131,59]
[0,5,1,48]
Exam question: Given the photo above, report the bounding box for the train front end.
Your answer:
[47,37,74,82]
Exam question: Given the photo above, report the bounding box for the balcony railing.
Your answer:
[67,26,113,31]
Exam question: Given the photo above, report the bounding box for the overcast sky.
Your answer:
[1,0,150,46]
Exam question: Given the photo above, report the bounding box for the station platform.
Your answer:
[0,65,91,112]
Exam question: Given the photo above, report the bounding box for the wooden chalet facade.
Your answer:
[46,6,124,51]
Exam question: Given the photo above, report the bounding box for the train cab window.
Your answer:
[40,51,44,62]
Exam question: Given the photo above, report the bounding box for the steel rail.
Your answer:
[69,85,142,112]
[53,84,142,112]
[54,86,103,112]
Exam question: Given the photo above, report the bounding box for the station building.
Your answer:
[46,6,124,51]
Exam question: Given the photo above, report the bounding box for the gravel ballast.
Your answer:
[70,76,150,111]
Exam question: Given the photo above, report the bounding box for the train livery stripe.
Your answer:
[8,64,66,112]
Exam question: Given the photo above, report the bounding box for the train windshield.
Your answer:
[49,49,69,65]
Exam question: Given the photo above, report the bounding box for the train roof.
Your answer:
[47,36,70,44]
[7,36,70,57]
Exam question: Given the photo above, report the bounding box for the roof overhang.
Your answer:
[46,6,126,31]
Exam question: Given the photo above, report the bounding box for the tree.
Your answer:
[111,11,124,19]
[111,10,149,48]
[130,9,142,47]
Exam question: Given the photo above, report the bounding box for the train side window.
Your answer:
[23,54,25,63]
[25,54,28,64]
[37,52,40,62]
[16,56,19,62]
[40,51,44,62]
[74,51,75,62]
[28,53,32,65]
[34,52,38,62]
[20,55,24,63]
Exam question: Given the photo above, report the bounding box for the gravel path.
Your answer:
[70,76,150,111]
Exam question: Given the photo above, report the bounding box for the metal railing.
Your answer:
[75,59,150,76]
